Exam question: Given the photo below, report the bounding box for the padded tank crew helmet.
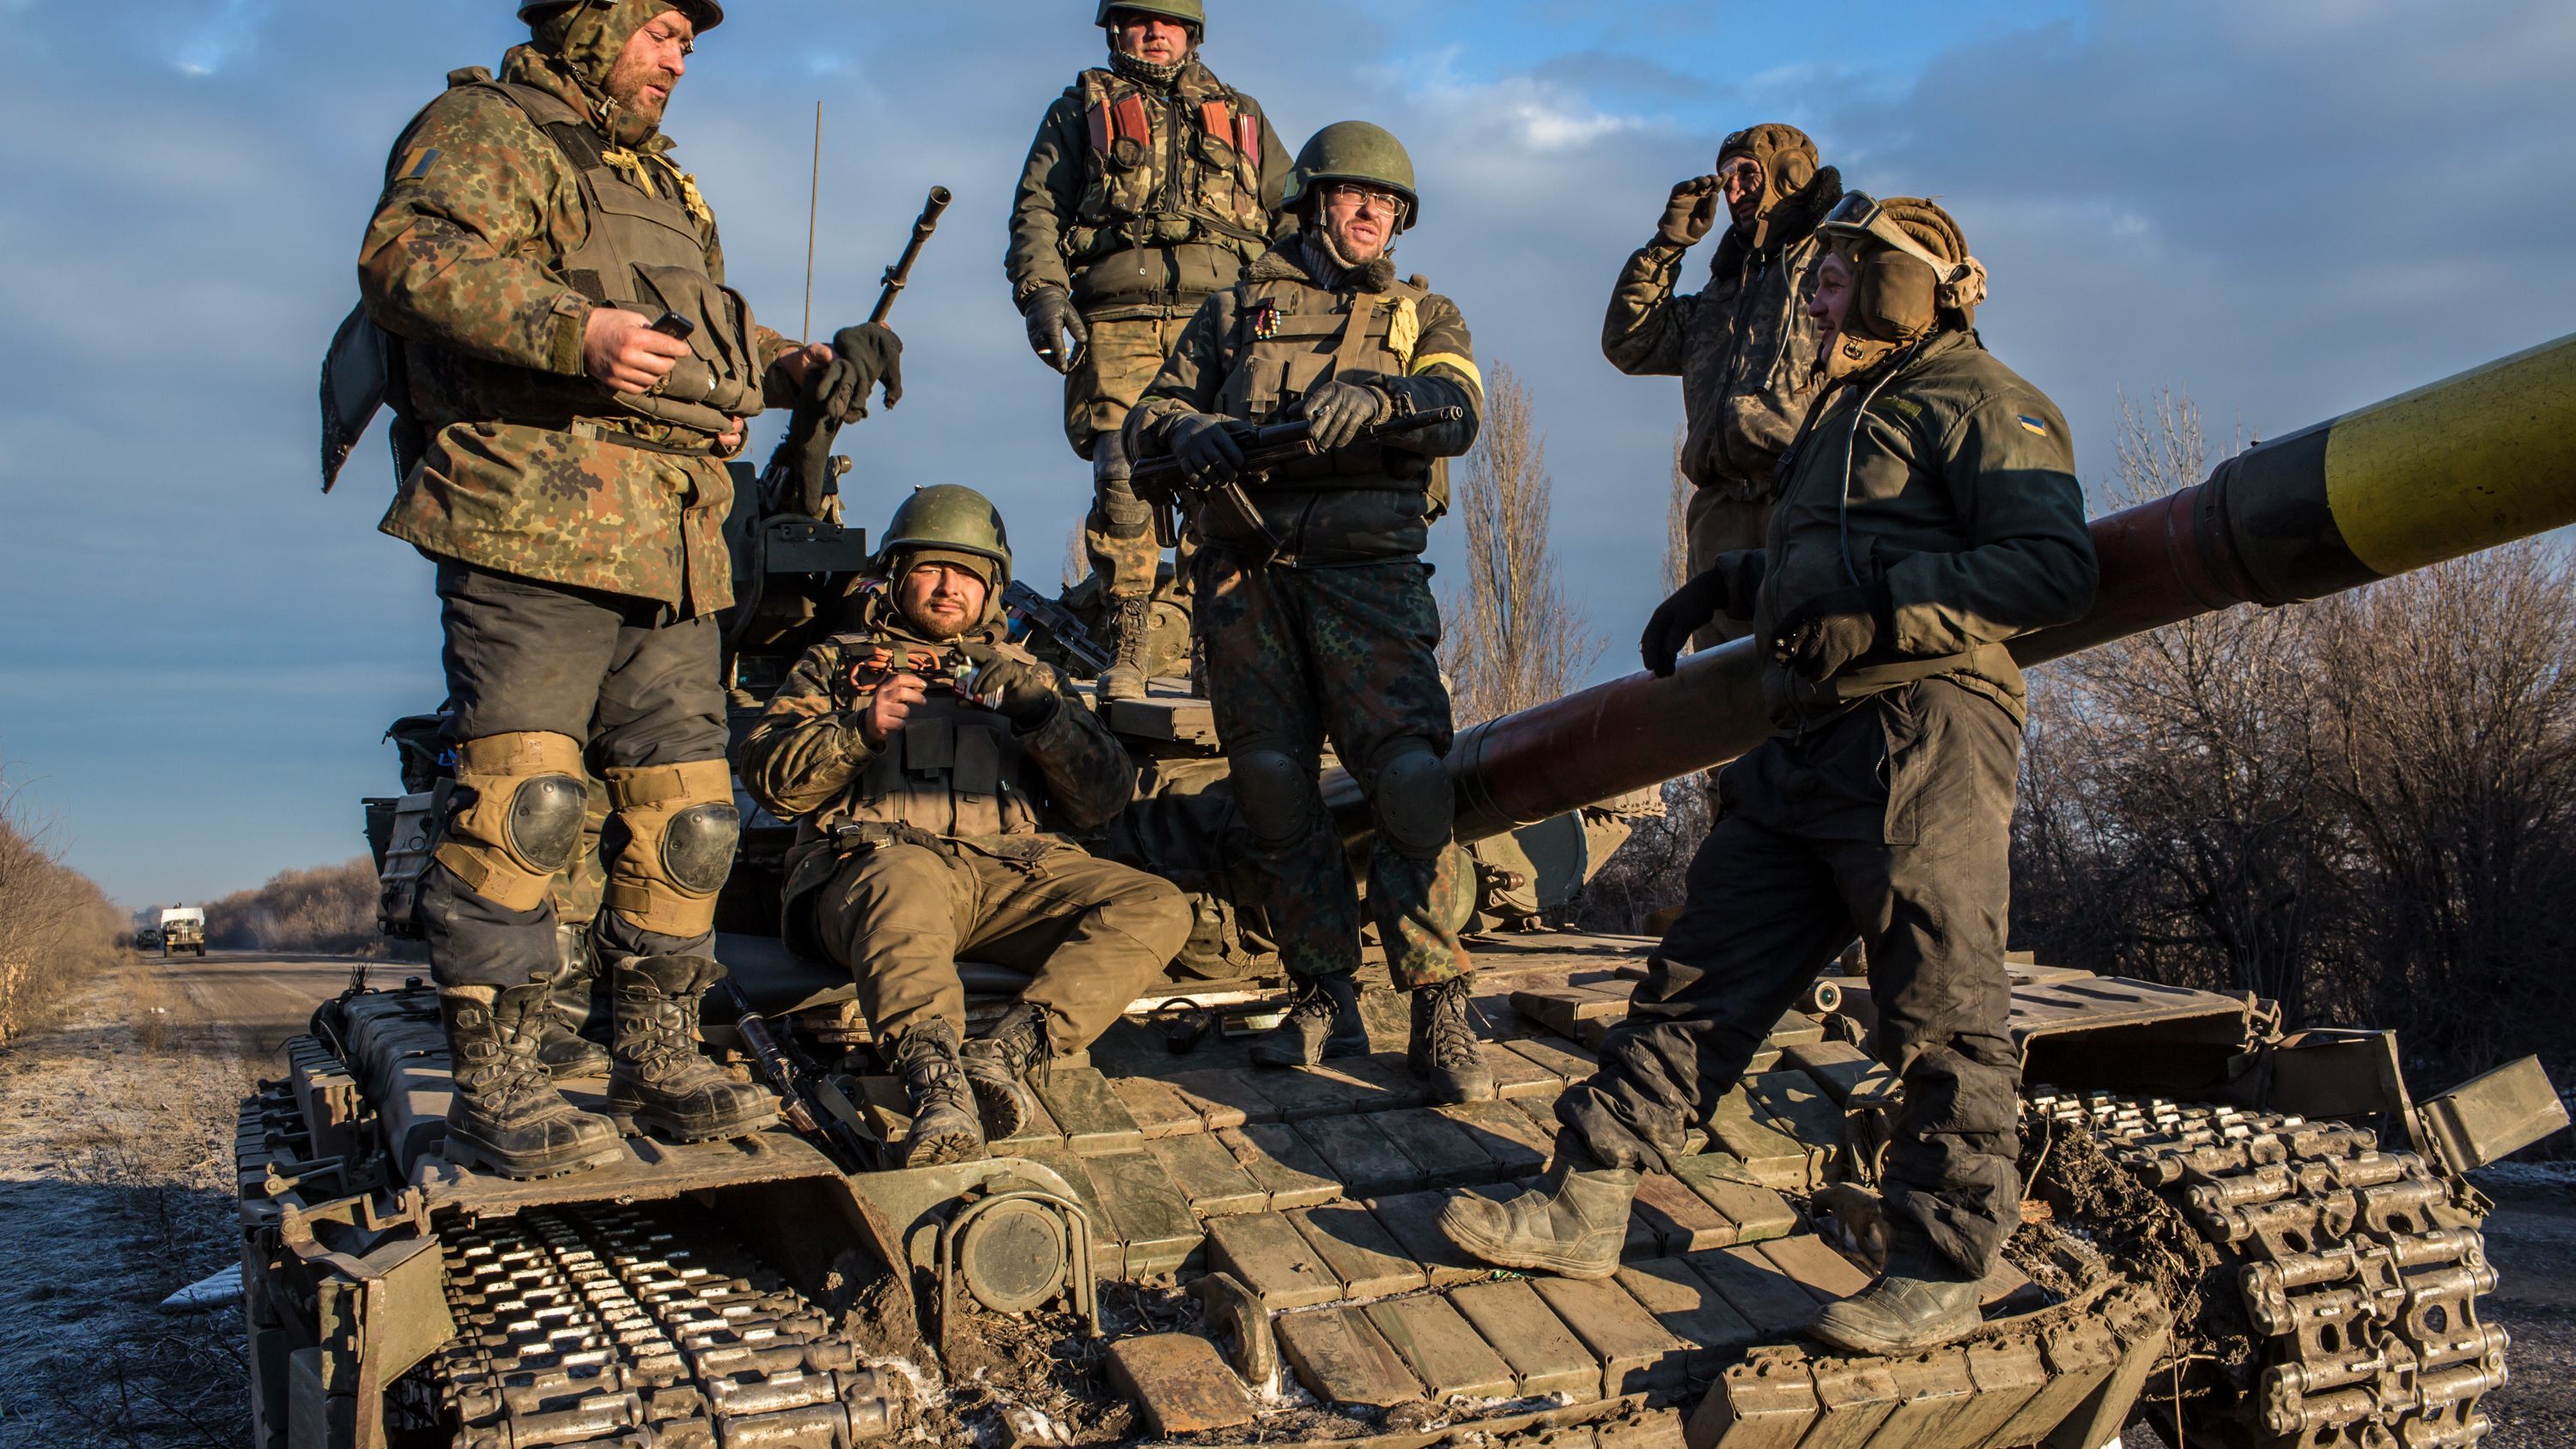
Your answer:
[520,0,726,33]
[1814,192,1987,379]
[878,485,1014,592]
[1282,121,1419,232]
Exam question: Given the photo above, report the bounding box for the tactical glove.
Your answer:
[1638,550,1764,677]
[955,643,1064,731]
[1299,379,1393,452]
[1657,175,1725,248]
[1771,582,1892,682]
[1021,288,1088,374]
[819,324,904,423]
[1168,413,1249,484]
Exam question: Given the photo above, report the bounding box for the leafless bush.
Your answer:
[206,856,388,957]
[0,763,125,1046]
[1440,363,1600,724]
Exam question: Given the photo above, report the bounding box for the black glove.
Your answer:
[1639,565,1727,677]
[818,324,903,423]
[1298,379,1392,451]
[1771,582,1892,682]
[1168,413,1248,484]
[1656,174,1724,247]
[956,642,1064,730]
[1021,287,1088,374]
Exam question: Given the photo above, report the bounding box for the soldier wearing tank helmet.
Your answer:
[1007,1,1295,702]
[355,0,902,1179]
[1605,124,1844,649]
[1124,122,1492,1105]
[740,488,1190,1169]
[1444,196,2099,1355]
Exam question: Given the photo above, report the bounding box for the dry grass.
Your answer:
[0,764,128,1047]
[205,855,388,958]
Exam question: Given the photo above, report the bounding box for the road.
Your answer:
[156,949,392,1052]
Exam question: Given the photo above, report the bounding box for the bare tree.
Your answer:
[1439,364,1600,724]
[1662,425,1692,594]
[0,761,125,1044]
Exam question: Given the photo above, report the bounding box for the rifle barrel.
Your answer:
[871,186,953,325]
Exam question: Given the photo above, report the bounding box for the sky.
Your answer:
[3,0,2573,908]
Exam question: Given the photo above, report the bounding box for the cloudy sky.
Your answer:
[4,0,2573,907]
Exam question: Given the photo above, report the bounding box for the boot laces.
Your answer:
[1279,980,1345,1036]
[1419,978,1484,1069]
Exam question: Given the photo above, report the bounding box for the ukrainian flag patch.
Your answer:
[2017,415,2050,436]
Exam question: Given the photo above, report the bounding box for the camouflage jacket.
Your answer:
[739,591,1140,912]
[1006,56,1292,321]
[361,46,797,613]
[1125,234,1483,565]
[1756,329,2098,728]
[1603,170,1843,501]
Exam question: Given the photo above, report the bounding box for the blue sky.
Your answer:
[4,0,2573,907]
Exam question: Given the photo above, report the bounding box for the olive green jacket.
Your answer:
[1754,329,2097,727]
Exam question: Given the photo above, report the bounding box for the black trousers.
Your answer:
[422,560,728,989]
[1558,678,2025,1276]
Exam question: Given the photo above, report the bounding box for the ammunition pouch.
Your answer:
[603,758,737,937]
[435,731,589,912]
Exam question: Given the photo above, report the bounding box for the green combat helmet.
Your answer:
[878,484,1014,588]
[1282,121,1419,230]
[519,0,726,29]
[1094,0,1204,33]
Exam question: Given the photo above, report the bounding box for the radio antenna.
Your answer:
[802,100,822,341]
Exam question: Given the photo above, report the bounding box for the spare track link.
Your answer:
[428,1203,900,1447]
[2030,1090,2505,1449]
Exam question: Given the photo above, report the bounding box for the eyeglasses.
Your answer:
[1325,184,1406,220]
[1817,191,1965,281]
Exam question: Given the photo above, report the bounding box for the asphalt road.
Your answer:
[151,949,400,1053]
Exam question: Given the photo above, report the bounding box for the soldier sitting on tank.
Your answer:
[1124,121,1493,1104]
[740,487,1193,1168]
[1009,0,1293,702]
[1440,197,2099,1355]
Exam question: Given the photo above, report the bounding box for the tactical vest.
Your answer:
[1218,272,1444,501]
[1065,66,1270,293]
[817,639,1049,842]
[446,70,763,440]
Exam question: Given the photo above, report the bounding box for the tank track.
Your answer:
[421,1203,901,1448]
[2029,1090,2506,1449]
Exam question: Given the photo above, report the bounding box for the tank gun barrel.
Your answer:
[1433,331,2576,844]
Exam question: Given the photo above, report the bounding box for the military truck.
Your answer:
[161,906,208,959]
[252,336,2576,1448]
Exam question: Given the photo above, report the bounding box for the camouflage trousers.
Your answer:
[1068,313,1192,602]
[1193,552,1473,988]
[1685,483,1773,649]
[1556,679,2024,1276]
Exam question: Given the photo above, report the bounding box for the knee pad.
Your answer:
[603,758,738,937]
[1369,742,1454,860]
[1230,749,1320,854]
[434,731,587,912]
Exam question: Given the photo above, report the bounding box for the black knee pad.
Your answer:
[506,774,589,873]
[1369,743,1453,859]
[660,802,741,895]
[1230,749,1319,854]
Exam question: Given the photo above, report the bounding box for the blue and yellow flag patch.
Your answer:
[2017,415,2050,437]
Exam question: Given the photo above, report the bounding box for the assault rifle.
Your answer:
[1130,405,1466,555]
[715,976,876,1163]
[1004,580,1115,676]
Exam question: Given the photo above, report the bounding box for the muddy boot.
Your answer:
[537,924,609,1078]
[440,985,623,1179]
[1249,971,1369,1068]
[1097,595,1154,704]
[605,955,779,1143]
[961,1003,1049,1141]
[1436,1142,1638,1280]
[891,1020,986,1167]
[1806,1233,1985,1353]
[1408,976,1495,1103]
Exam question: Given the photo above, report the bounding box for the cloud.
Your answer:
[170,0,273,76]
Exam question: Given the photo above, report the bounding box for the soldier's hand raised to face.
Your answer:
[860,674,929,747]
[583,307,692,394]
[1657,175,1725,248]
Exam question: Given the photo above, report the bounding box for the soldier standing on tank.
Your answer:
[1441,197,2099,1354]
[1124,123,1493,1104]
[1604,124,1844,649]
[359,0,901,1179]
[740,487,1191,1167]
[1008,1,1294,701]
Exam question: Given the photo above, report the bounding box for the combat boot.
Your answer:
[1806,1233,1985,1353]
[961,1003,1049,1141]
[1436,1145,1638,1280]
[1249,971,1369,1068]
[605,955,779,1143]
[439,985,623,1179]
[1408,976,1495,1103]
[1097,596,1155,703]
[891,1020,986,1167]
[537,923,609,1079]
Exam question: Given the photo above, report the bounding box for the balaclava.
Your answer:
[1105,9,1200,89]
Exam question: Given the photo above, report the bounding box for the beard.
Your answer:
[603,53,673,125]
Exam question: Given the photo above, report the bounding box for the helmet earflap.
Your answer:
[1846,249,1939,345]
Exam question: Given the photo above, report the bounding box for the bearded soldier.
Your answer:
[1124,122,1492,1104]
[1008,1,1293,701]
[740,488,1190,1167]
[1442,197,2099,1355]
[358,0,899,1179]
[1604,124,1843,648]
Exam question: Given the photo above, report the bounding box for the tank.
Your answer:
[250,335,2576,1449]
